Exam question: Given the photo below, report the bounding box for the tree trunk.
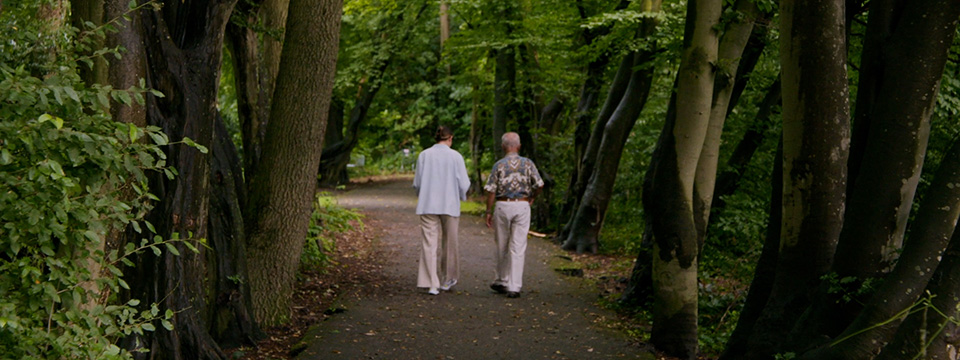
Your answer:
[878,205,960,360]
[834,0,960,288]
[70,0,106,86]
[558,53,634,240]
[719,140,782,360]
[126,1,239,358]
[563,12,662,254]
[742,0,850,357]
[317,3,427,186]
[692,0,759,242]
[492,45,516,158]
[469,93,485,195]
[227,0,290,184]
[789,0,960,348]
[207,116,263,347]
[644,0,720,357]
[709,77,780,215]
[798,116,960,360]
[562,1,631,213]
[318,66,386,186]
[245,0,342,326]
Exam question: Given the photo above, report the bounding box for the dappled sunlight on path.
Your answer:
[297,177,649,359]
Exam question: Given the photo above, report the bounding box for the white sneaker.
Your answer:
[439,279,457,291]
[427,288,439,295]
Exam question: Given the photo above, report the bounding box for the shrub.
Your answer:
[0,2,178,358]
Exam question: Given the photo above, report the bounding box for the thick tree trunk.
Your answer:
[834,0,960,287]
[207,117,262,347]
[127,1,239,358]
[558,53,633,240]
[644,0,720,357]
[798,119,960,360]
[789,0,960,348]
[719,140,783,360]
[742,0,850,357]
[245,0,342,326]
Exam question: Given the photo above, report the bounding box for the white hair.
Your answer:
[501,132,521,148]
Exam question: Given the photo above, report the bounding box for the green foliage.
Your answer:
[301,194,364,270]
[0,2,183,358]
[821,273,879,305]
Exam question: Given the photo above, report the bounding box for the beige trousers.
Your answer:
[417,214,460,289]
[492,201,530,292]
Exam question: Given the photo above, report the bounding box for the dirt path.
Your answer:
[296,177,651,359]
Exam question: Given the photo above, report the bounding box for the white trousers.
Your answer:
[492,201,530,292]
[418,214,460,289]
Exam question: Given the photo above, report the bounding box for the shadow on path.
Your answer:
[297,177,649,359]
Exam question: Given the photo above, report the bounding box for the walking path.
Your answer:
[296,177,651,359]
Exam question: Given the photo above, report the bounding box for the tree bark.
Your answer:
[563,4,663,254]
[644,0,720,357]
[798,118,960,360]
[207,116,263,347]
[70,0,106,86]
[789,0,960,348]
[245,0,342,326]
[558,53,633,240]
[879,207,960,360]
[317,64,386,186]
[127,1,239,358]
[226,0,290,187]
[692,0,759,242]
[742,0,850,357]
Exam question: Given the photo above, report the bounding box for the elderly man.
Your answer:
[413,125,471,295]
[484,132,544,298]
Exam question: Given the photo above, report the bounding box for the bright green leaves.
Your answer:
[0,1,180,359]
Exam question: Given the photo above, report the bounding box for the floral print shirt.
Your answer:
[484,153,544,199]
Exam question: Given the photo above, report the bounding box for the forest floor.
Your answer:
[232,175,664,360]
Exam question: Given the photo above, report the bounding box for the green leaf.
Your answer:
[0,149,11,165]
[128,123,139,142]
[165,243,181,256]
[141,323,156,331]
[147,131,168,146]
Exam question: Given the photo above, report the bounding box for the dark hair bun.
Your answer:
[435,125,453,142]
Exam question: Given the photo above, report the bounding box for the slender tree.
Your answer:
[643,0,721,357]
[244,0,342,326]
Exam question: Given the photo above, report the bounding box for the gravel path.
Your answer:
[296,177,651,360]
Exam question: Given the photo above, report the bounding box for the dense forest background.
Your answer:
[3,0,960,359]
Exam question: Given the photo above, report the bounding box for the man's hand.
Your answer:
[485,213,493,228]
